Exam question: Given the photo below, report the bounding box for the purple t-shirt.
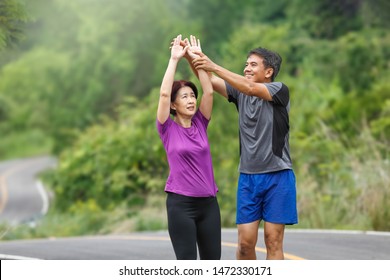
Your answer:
[156,110,218,197]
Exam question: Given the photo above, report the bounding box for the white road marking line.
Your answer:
[0,253,40,260]
[35,180,49,215]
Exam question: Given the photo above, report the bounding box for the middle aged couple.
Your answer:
[156,34,297,260]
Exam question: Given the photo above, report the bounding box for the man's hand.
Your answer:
[192,52,216,73]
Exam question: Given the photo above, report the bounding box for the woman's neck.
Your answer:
[174,115,192,128]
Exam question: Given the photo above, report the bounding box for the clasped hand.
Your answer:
[170,34,202,60]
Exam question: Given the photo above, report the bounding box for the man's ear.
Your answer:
[265,68,274,79]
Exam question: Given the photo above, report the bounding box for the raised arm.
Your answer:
[193,53,272,101]
[185,36,214,120]
[197,68,213,120]
[157,35,188,124]
[183,37,228,100]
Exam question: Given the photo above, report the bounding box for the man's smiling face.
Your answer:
[244,54,273,83]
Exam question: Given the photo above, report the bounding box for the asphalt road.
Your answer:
[1,229,390,260]
[0,156,56,225]
[0,156,390,260]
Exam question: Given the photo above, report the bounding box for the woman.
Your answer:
[156,34,220,260]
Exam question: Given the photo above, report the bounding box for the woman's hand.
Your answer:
[170,34,188,60]
[186,35,202,59]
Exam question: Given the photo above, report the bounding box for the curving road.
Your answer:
[0,156,57,225]
[0,156,390,260]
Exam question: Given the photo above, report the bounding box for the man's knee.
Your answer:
[237,239,255,254]
[264,223,285,259]
[236,222,259,259]
[265,235,282,251]
[236,239,257,260]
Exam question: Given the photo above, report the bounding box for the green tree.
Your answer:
[360,0,390,29]
[0,0,28,50]
[287,0,363,39]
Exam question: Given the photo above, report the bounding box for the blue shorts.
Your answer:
[236,170,298,225]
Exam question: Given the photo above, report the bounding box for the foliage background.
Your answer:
[0,0,389,238]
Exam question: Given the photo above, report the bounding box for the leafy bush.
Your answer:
[46,95,167,212]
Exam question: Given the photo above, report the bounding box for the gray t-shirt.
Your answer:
[226,81,293,174]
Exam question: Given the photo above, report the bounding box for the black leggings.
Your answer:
[166,192,221,260]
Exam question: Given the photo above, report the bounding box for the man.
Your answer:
[191,46,298,260]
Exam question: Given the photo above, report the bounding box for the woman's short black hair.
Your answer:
[170,80,198,115]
